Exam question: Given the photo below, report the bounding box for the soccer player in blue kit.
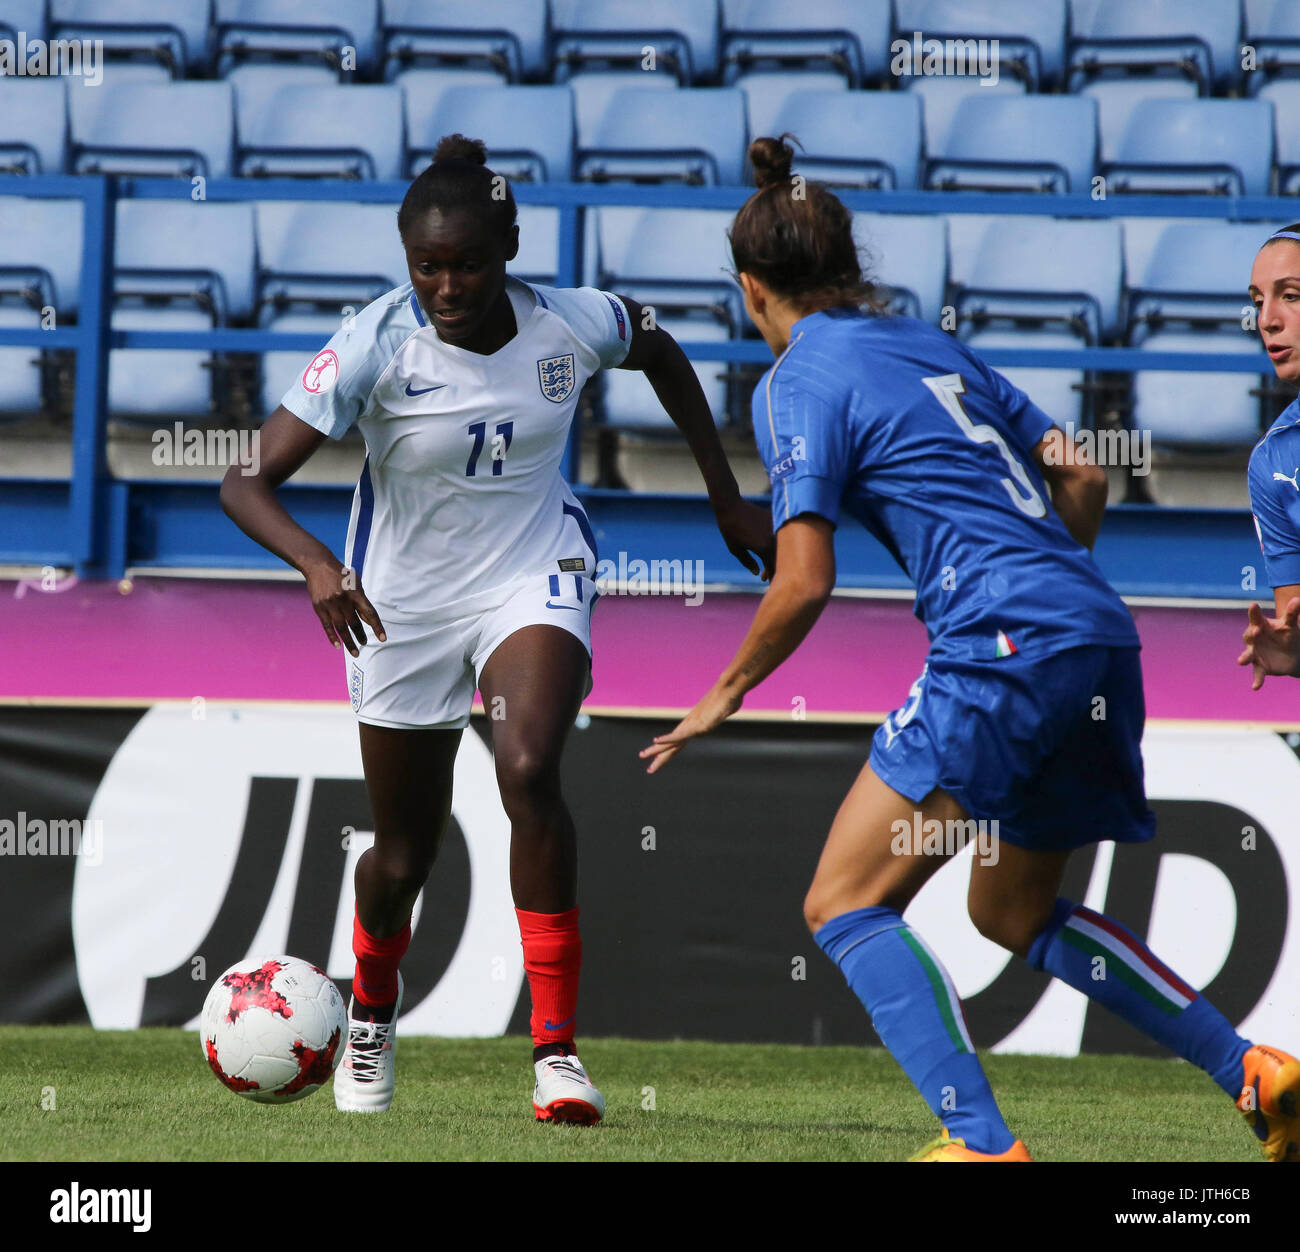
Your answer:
[643,136,1300,1162]
[1242,225,1300,687]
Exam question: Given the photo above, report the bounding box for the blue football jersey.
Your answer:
[751,309,1138,661]
[1248,398,1300,590]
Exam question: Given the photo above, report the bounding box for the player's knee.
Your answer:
[494,743,562,812]
[967,898,1041,958]
[371,849,433,899]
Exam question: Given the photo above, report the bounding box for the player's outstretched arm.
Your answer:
[1030,426,1109,551]
[615,295,775,580]
[219,406,385,656]
[1238,589,1300,688]
[640,516,835,774]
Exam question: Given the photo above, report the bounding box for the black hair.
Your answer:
[397,134,517,240]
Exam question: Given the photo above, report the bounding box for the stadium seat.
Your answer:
[1258,81,1300,192]
[926,95,1097,194]
[0,196,83,418]
[852,213,949,325]
[721,0,894,86]
[1127,223,1272,447]
[236,83,404,180]
[0,79,68,175]
[553,0,722,84]
[735,72,846,141]
[1104,99,1274,198]
[1067,0,1244,95]
[770,90,922,190]
[568,71,678,150]
[227,63,337,134]
[1079,77,1198,165]
[512,206,562,285]
[109,202,257,423]
[397,68,509,161]
[893,0,1069,91]
[214,0,379,77]
[50,0,213,76]
[577,87,746,186]
[411,85,574,182]
[905,76,1025,155]
[255,203,408,313]
[379,0,551,82]
[596,206,737,427]
[1245,0,1300,92]
[70,81,234,178]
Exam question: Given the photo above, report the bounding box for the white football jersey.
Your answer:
[280,277,631,618]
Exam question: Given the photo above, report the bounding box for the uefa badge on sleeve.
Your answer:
[349,663,363,712]
[537,354,575,404]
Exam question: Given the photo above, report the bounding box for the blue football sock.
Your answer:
[1027,898,1250,1097]
[815,905,1016,1154]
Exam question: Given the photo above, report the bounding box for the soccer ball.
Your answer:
[200,955,347,1104]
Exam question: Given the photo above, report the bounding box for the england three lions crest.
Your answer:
[537,354,575,404]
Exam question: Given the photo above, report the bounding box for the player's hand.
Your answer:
[304,558,386,657]
[714,497,775,582]
[1237,598,1300,689]
[639,685,741,774]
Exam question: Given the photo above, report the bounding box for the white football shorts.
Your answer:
[344,571,598,730]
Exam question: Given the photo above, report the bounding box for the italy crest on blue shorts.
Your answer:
[537,354,575,404]
[349,662,363,711]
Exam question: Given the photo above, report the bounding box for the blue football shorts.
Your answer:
[868,644,1157,851]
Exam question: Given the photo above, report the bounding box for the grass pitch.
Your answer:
[0,1027,1263,1163]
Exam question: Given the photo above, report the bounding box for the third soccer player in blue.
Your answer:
[642,135,1300,1162]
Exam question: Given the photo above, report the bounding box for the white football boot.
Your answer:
[532,1052,605,1125]
[334,973,403,1113]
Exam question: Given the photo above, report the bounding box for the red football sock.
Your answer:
[516,907,582,1048]
[352,907,410,1009]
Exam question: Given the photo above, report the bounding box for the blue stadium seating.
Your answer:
[1245,0,1300,92]
[721,0,894,86]
[397,67,508,147]
[0,0,47,45]
[70,81,234,178]
[414,85,574,182]
[227,62,337,133]
[577,87,746,185]
[512,206,562,285]
[894,0,1069,91]
[1079,77,1198,164]
[50,0,213,76]
[926,94,1097,193]
[735,71,846,140]
[1104,99,1274,197]
[1259,81,1300,192]
[0,196,83,417]
[771,89,922,190]
[568,71,677,149]
[236,83,404,180]
[380,0,551,82]
[1128,223,1271,446]
[553,0,722,84]
[905,76,1025,154]
[214,0,379,77]
[1068,0,1244,95]
[0,79,68,175]
[852,213,949,324]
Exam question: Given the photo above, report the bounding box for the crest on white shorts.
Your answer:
[537,354,575,404]
[349,663,363,711]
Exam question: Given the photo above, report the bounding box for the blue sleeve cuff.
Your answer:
[771,473,841,528]
[1265,551,1300,587]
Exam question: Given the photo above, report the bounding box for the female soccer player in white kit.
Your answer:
[221,135,773,1122]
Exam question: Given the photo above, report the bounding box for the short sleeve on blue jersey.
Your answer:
[755,362,850,528]
[972,355,1056,457]
[1249,439,1300,587]
[534,285,631,371]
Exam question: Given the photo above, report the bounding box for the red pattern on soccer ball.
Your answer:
[222,959,293,1024]
[205,1037,259,1093]
[279,1026,343,1096]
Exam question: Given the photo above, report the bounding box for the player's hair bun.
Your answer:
[749,134,796,191]
[433,133,488,165]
